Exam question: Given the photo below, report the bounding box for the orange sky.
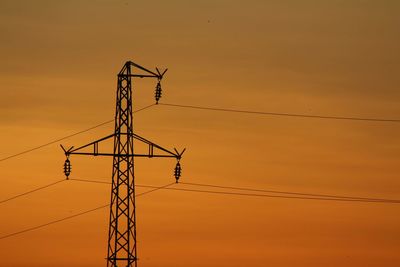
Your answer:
[1,1,400,266]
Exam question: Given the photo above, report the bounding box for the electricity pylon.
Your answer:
[61,61,184,267]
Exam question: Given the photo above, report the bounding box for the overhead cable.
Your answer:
[2,178,398,241]
[179,181,398,203]
[0,179,65,205]
[68,178,400,204]
[159,102,400,123]
[0,104,155,163]
[0,182,174,240]
[168,186,400,203]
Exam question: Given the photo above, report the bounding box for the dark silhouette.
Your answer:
[60,61,184,267]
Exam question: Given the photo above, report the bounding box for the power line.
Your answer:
[179,181,398,203]
[2,101,398,164]
[0,120,111,162]
[70,177,174,189]
[0,204,108,240]
[2,177,398,240]
[168,186,400,203]
[0,182,174,240]
[70,178,110,185]
[0,104,155,163]
[136,182,176,197]
[0,177,173,206]
[0,179,65,205]
[159,102,400,123]
[2,179,397,241]
[68,178,400,204]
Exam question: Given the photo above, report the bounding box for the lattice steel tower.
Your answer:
[61,61,184,267]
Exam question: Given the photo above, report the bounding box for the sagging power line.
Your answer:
[0,178,175,206]
[0,104,155,163]
[68,178,400,204]
[2,177,400,242]
[159,102,400,123]
[0,179,65,205]
[0,182,175,241]
[179,181,398,203]
[4,177,398,207]
[2,100,398,165]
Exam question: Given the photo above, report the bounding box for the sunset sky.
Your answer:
[1,1,400,266]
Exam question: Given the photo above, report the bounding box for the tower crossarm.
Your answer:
[61,133,184,159]
[119,61,168,79]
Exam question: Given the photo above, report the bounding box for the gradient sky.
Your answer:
[1,1,400,266]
